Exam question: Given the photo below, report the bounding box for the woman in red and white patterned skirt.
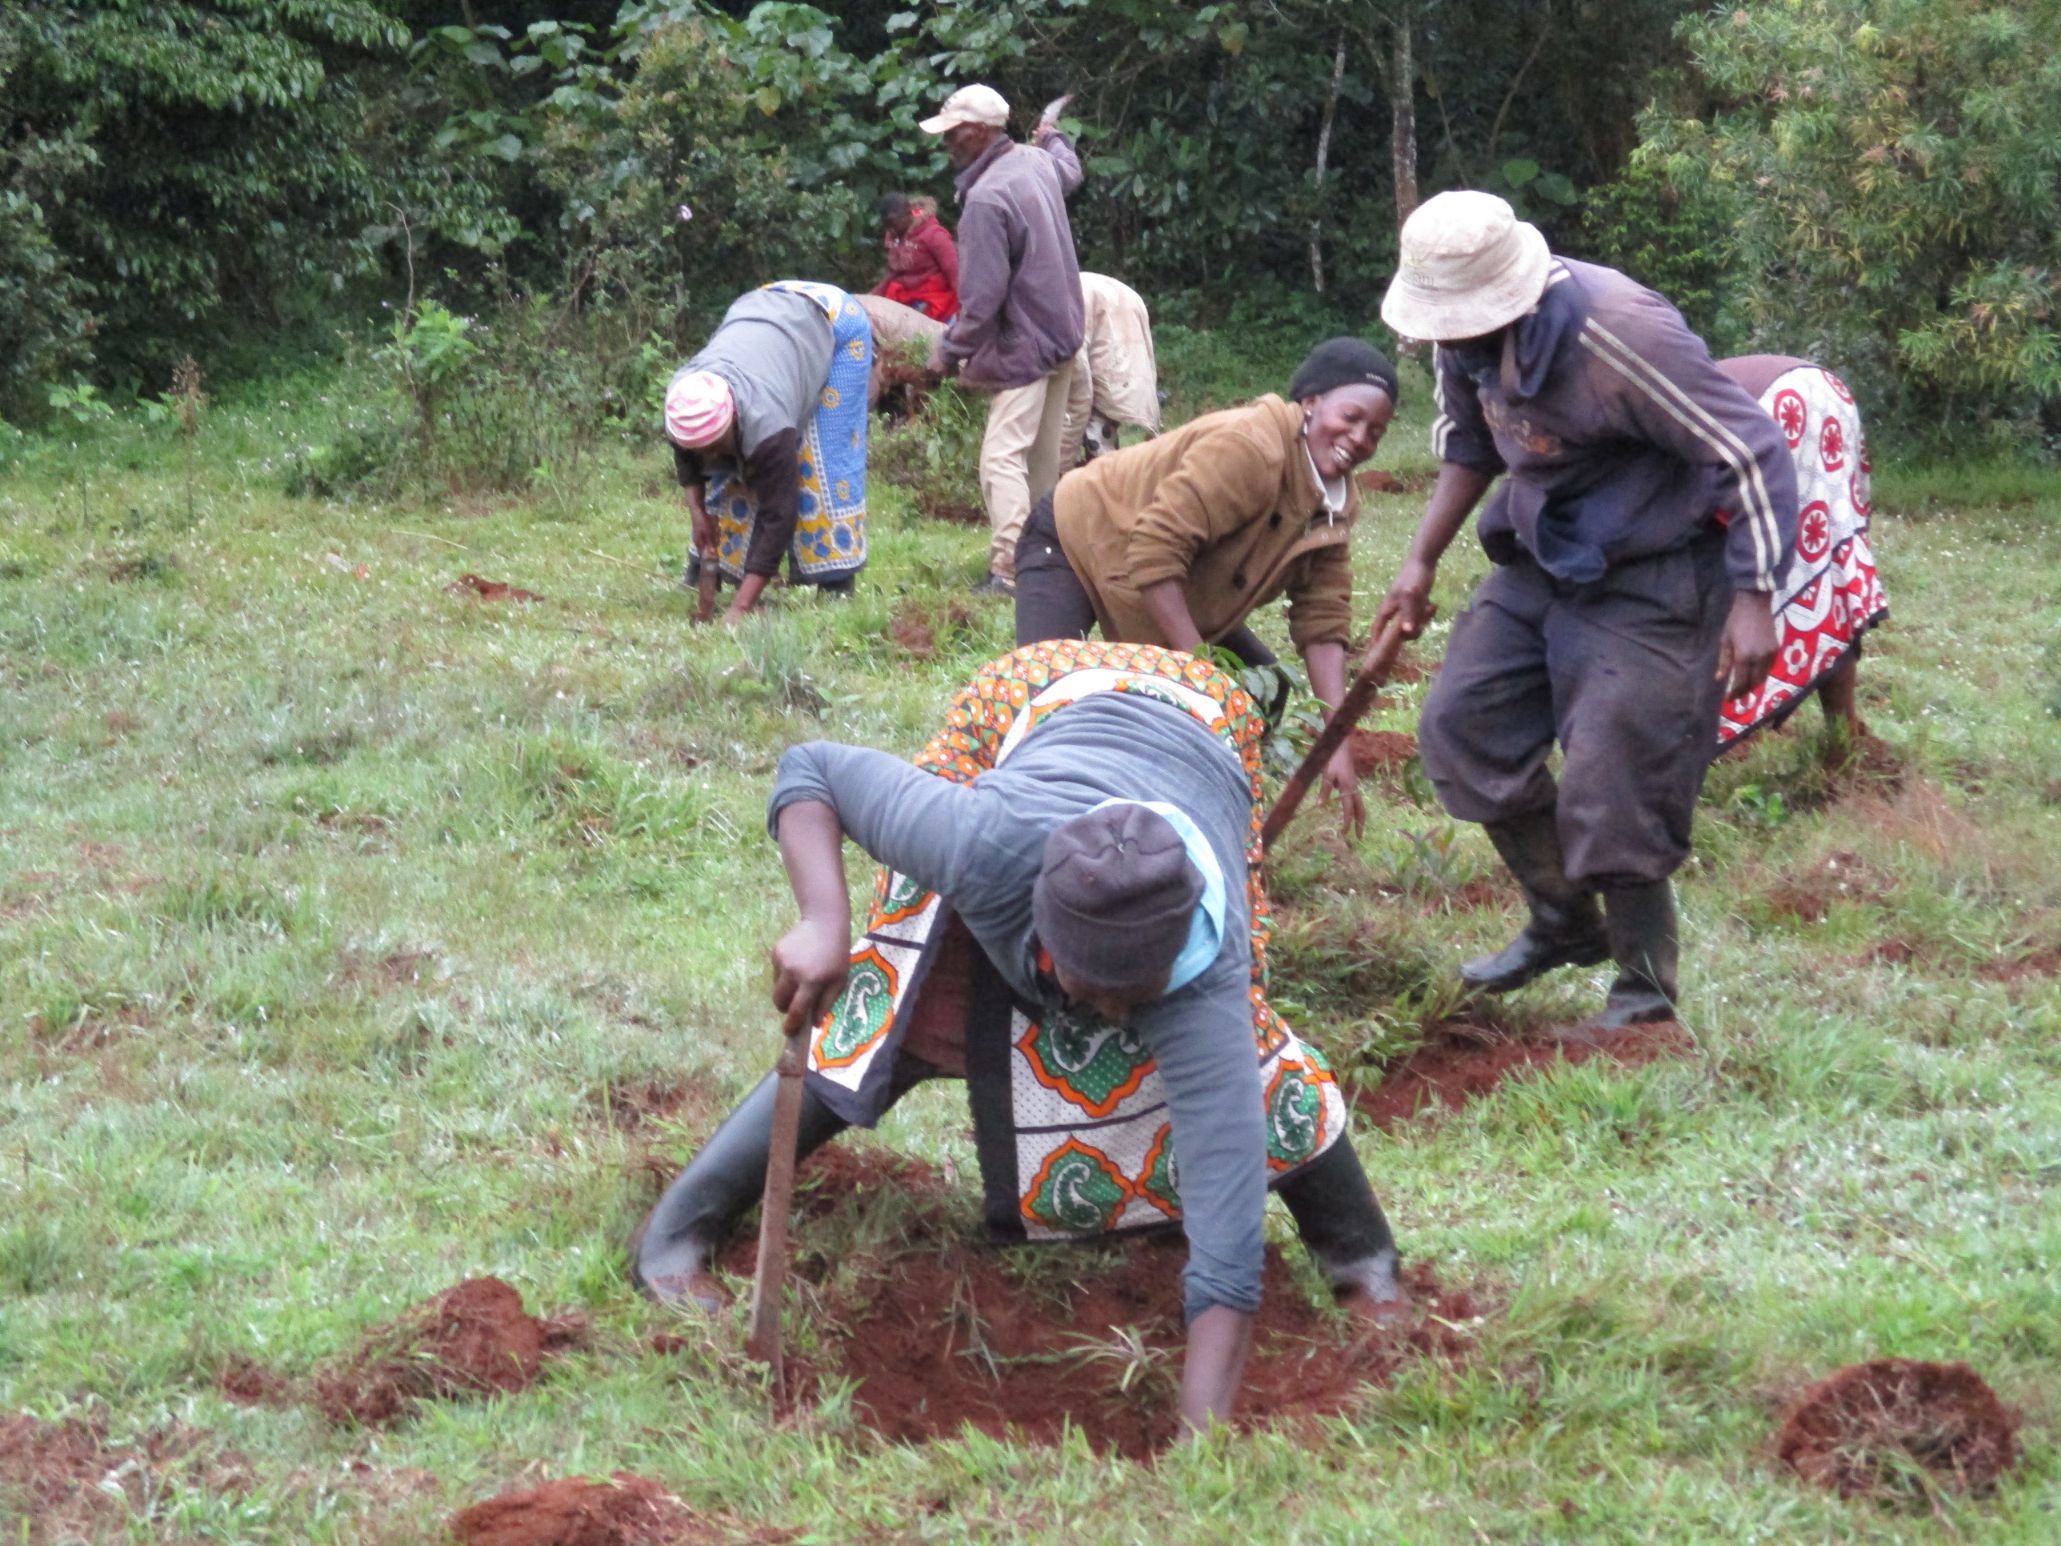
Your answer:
[1715,356,1889,746]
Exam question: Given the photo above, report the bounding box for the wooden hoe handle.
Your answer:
[1259,615,1410,850]
[694,548,721,624]
[745,1030,808,1385]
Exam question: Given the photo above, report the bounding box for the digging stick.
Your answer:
[745,1028,807,1385]
[1260,615,1409,850]
[694,547,720,624]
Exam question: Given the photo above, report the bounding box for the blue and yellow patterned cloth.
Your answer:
[710,280,871,584]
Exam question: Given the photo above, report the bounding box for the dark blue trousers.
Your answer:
[1418,536,1732,885]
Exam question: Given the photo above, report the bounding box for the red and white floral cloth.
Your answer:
[1717,365,1888,745]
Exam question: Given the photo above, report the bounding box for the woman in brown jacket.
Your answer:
[1014,337,1398,831]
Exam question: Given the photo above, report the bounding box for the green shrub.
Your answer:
[1636,0,2061,436]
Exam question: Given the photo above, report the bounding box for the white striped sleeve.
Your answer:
[1577,318,1795,591]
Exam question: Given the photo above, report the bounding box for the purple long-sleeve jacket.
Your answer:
[942,131,1086,391]
[1433,258,1798,594]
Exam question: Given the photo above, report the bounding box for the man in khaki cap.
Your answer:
[1375,190,1798,1031]
[919,84,1086,595]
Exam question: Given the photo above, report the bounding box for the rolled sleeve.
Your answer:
[1132,962,1268,1322]
[1286,539,1353,652]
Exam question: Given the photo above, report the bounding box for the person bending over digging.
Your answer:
[1373,192,1799,1029]
[1712,354,1887,750]
[634,640,1406,1437]
[1014,337,1400,839]
[664,280,873,621]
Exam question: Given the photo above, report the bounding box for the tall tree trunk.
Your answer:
[1389,6,1418,229]
[1309,29,1349,295]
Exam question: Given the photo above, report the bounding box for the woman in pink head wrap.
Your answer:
[665,281,873,619]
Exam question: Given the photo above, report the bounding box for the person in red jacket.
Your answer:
[872,192,960,322]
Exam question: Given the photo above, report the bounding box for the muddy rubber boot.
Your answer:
[1275,1142,1409,1324]
[1461,812,1610,993]
[1596,879,1680,1029]
[630,1072,851,1311]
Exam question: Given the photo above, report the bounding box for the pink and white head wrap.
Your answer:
[663,370,736,449]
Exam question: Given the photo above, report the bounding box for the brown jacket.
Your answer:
[1052,394,1356,652]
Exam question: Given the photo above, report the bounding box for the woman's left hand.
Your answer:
[1321,743,1365,841]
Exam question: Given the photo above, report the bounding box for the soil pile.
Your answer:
[1776,1359,2019,1500]
[448,573,544,602]
[317,1277,585,1426]
[885,598,979,662]
[801,1231,1481,1457]
[918,496,984,526]
[1355,1020,1689,1131]
[449,1473,712,1546]
[1347,729,1417,777]
[1354,469,1434,497]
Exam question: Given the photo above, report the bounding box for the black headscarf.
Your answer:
[1287,337,1400,407]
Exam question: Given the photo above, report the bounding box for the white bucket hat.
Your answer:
[1381,191,1552,343]
[919,84,1011,135]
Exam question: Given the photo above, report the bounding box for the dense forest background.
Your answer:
[4,0,2056,444]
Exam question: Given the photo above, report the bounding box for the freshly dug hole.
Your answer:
[1776,1358,2019,1500]
[1354,1020,1690,1130]
[735,1154,1485,1460]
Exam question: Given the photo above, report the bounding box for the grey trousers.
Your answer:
[1418,537,1732,885]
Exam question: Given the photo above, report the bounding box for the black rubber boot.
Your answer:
[630,1072,852,1310]
[1275,1142,1408,1322]
[1462,812,1610,993]
[1596,879,1680,1028]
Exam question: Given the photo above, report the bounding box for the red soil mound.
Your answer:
[1776,1359,2020,1500]
[1979,944,2061,989]
[450,1472,712,1546]
[1347,729,1417,776]
[216,1355,296,1407]
[888,606,937,659]
[1355,1020,1690,1131]
[799,1235,1480,1458]
[316,1277,585,1426]
[448,573,544,602]
[919,497,985,526]
[1354,468,1435,496]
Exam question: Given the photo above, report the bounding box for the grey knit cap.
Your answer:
[1032,804,1203,994]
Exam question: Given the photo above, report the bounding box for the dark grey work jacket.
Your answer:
[942,132,1087,391]
[1434,258,1798,594]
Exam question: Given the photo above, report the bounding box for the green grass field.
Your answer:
[3,341,2059,1543]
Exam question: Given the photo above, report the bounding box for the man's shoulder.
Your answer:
[1564,257,1703,354]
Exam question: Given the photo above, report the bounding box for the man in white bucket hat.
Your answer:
[917,84,1086,596]
[1374,190,1798,1031]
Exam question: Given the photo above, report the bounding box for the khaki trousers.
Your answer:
[1054,350,1099,474]
[979,356,1077,580]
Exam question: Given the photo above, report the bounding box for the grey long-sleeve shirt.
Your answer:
[767,694,1265,1322]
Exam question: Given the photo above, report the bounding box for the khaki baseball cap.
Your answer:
[919,84,1011,135]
